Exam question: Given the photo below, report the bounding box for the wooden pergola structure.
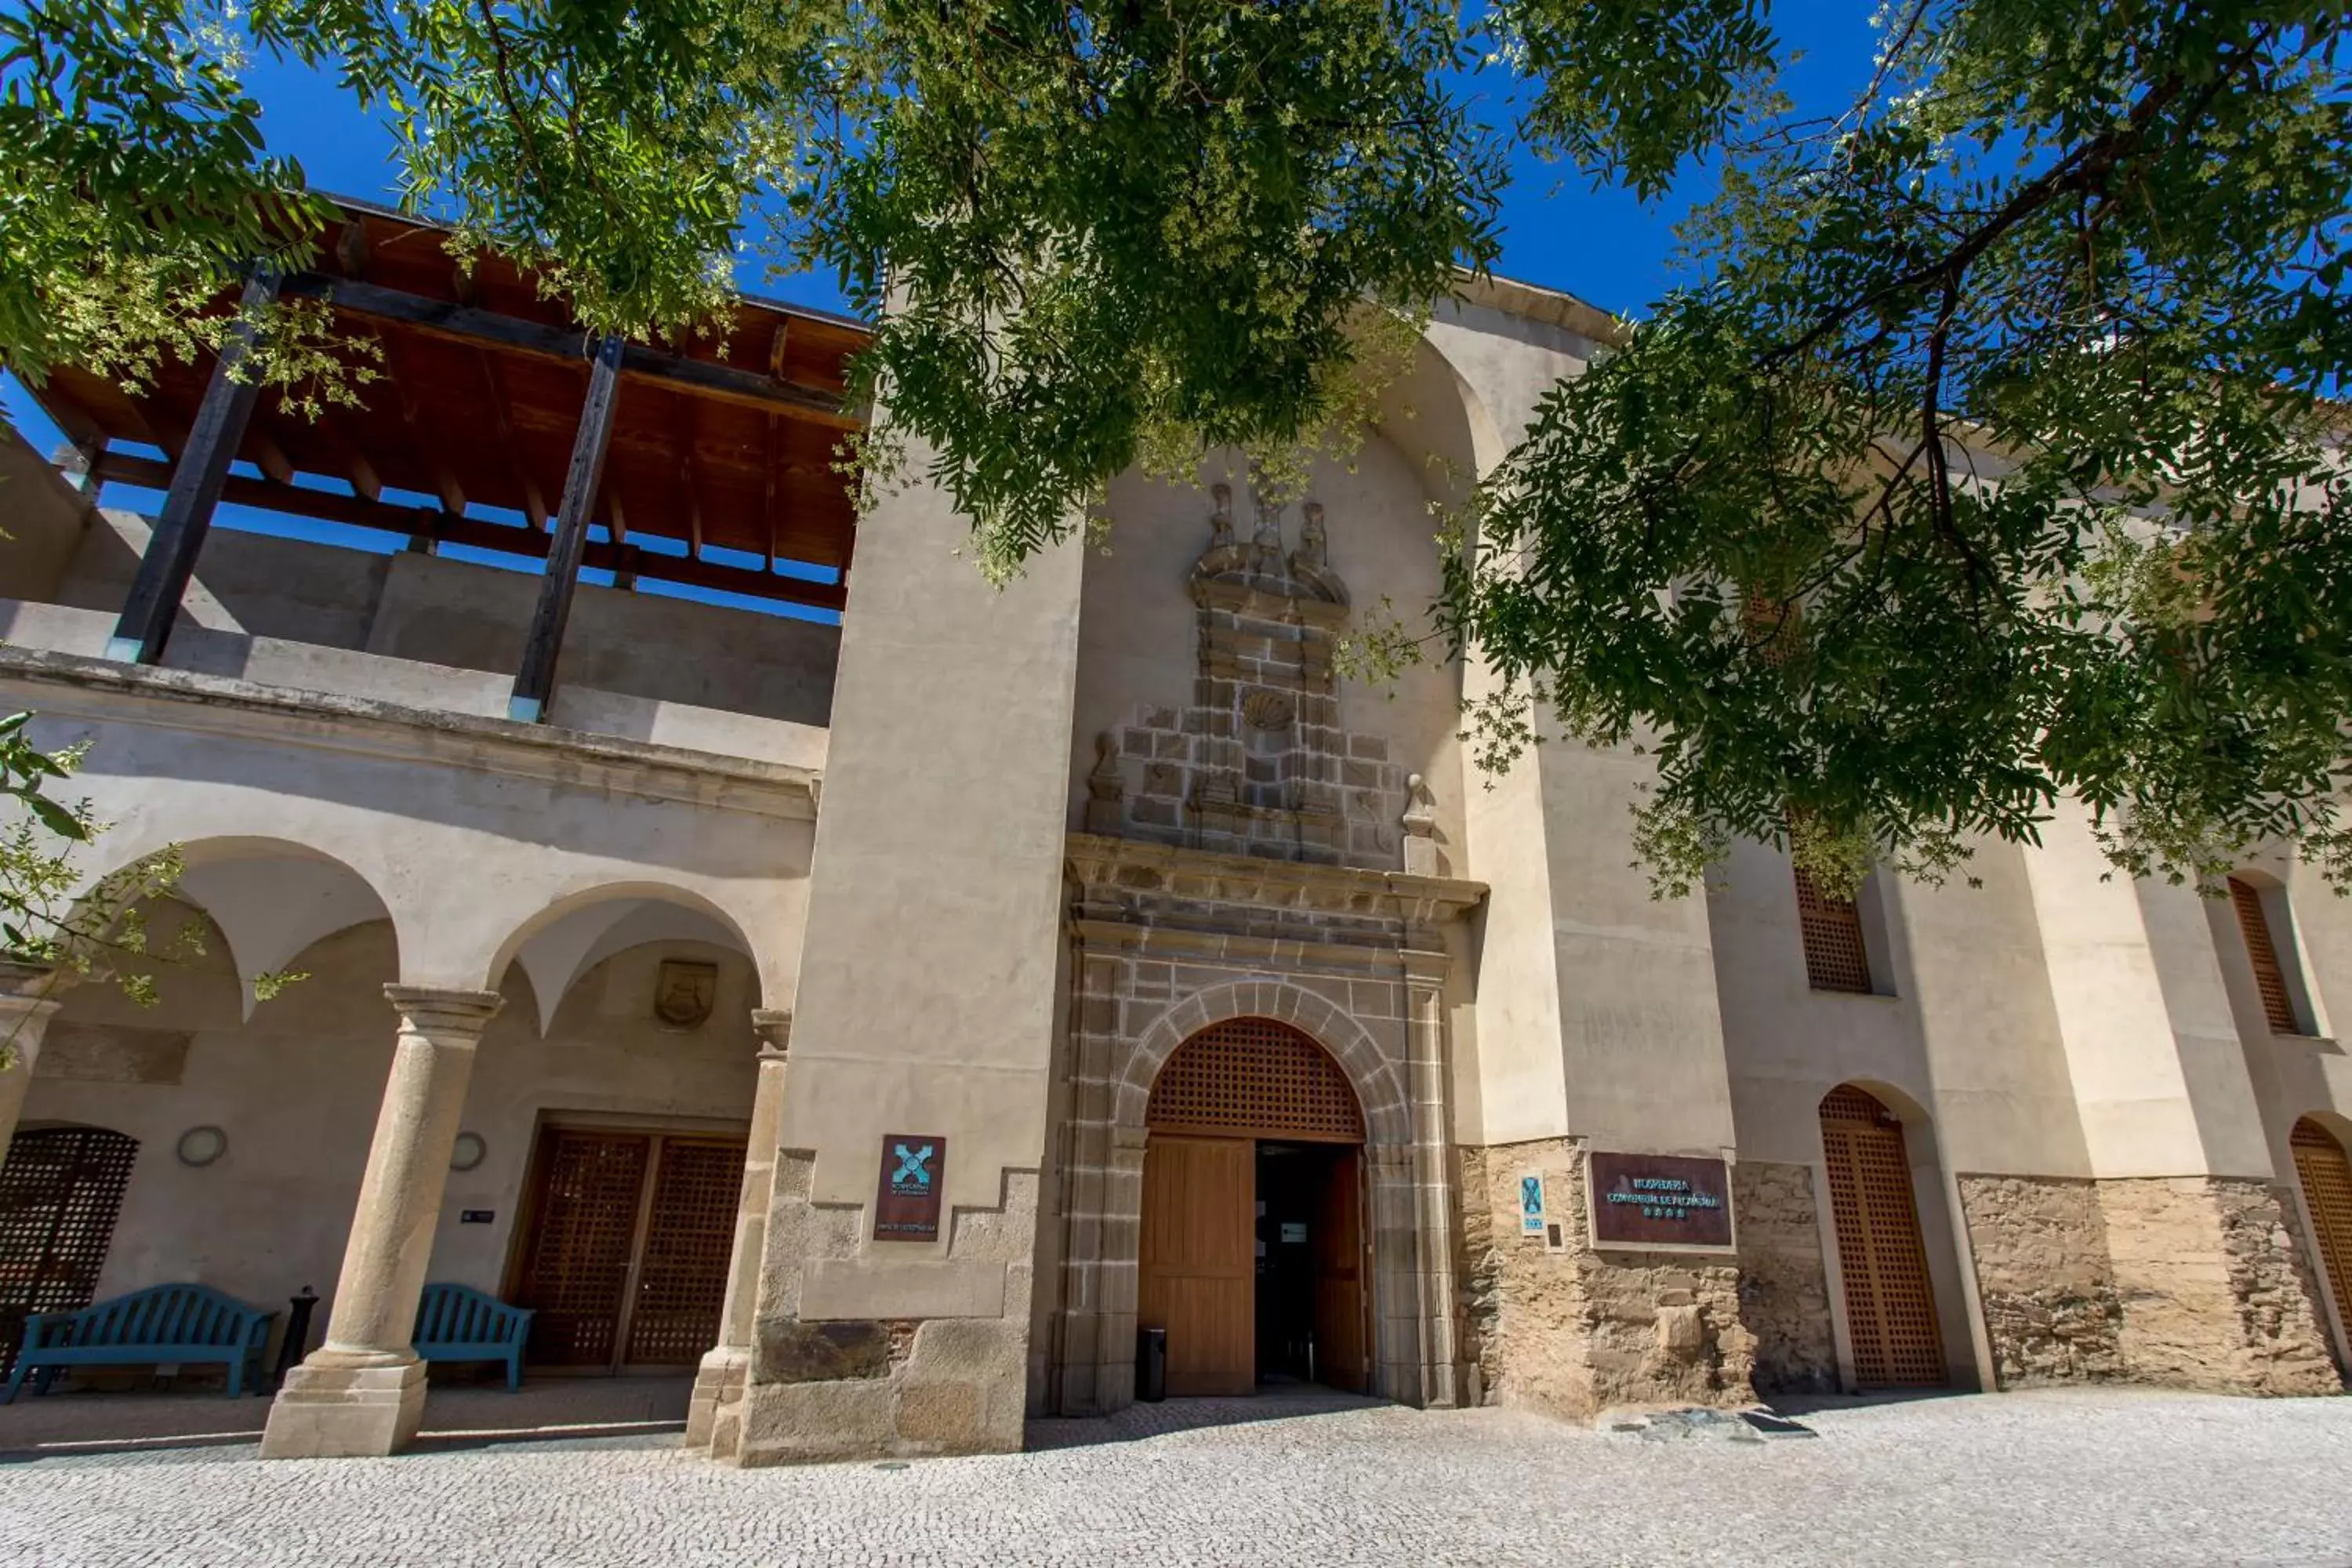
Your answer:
[27,196,869,721]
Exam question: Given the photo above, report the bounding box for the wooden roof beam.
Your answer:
[88,450,847,612]
[278,274,858,430]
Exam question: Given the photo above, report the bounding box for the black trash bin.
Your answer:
[1136,1326,1167,1403]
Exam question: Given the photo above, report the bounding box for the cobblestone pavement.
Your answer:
[2,1385,2349,1566]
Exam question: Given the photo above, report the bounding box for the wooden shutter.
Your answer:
[0,1127,138,1375]
[1795,867,1874,994]
[622,1137,742,1366]
[2229,877,2303,1035]
[1147,1018,1364,1142]
[1819,1087,1946,1388]
[2292,1118,2352,1349]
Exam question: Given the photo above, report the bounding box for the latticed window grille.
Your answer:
[1146,1017,1364,1142]
[623,1138,744,1366]
[1819,1086,1947,1388]
[1794,866,1874,994]
[2291,1118,2352,1345]
[1744,590,1798,666]
[2228,877,2304,1035]
[0,1127,139,1376]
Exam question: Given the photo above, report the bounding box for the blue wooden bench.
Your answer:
[412,1283,533,1391]
[2,1283,275,1402]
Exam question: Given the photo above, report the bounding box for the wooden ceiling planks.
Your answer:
[33,198,866,599]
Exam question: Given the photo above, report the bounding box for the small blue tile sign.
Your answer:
[1519,1171,1547,1236]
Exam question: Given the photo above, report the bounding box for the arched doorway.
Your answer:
[1818,1086,1947,1389]
[1140,1018,1367,1396]
[0,1127,139,1374]
[2290,1116,2352,1360]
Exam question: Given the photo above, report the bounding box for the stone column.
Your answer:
[0,961,67,1174]
[1402,943,1461,1407]
[688,1007,792,1457]
[262,985,501,1459]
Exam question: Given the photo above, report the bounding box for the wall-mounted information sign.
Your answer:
[1518,1172,1548,1236]
[873,1134,947,1242]
[1586,1152,1735,1252]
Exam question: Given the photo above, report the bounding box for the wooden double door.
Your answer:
[1138,1134,1367,1397]
[509,1126,745,1373]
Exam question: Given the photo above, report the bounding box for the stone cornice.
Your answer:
[1452,271,1624,347]
[0,645,819,822]
[1065,832,1486,926]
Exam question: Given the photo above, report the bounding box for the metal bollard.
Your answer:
[271,1287,318,1392]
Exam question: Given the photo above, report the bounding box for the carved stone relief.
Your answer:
[1094,480,1416,869]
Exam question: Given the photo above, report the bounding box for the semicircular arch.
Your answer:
[483,880,766,1035]
[1119,979,1409,1148]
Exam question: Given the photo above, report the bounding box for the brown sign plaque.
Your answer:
[1586,1152,1735,1251]
[873,1134,947,1241]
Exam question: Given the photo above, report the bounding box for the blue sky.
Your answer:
[1,6,1882,616]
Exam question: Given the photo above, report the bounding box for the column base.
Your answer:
[685,1347,750,1458]
[260,1352,429,1459]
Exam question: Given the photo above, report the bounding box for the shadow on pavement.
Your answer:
[1025,1379,1387,1451]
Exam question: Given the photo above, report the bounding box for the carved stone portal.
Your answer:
[1104,479,1411,867]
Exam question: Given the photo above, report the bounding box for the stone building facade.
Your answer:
[0,234,2347,1465]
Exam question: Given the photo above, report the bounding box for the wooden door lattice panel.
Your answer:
[1794,868,1873,994]
[1820,1087,1946,1388]
[515,1131,651,1367]
[0,1128,137,1376]
[2230,878,2303,1034]
[1147,1018,1364,1142]
[623,1138,742,1366]
[2291,1118,2352,1350]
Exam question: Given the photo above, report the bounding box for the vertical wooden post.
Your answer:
[508,333,625,724]
[106,273,280,665]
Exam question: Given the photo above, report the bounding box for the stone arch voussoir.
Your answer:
[1118,977,1410,1147]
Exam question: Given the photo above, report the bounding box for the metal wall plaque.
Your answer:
[1586,1152,1736,1251]
[873,1134,947,1242]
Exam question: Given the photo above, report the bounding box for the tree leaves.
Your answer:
[1448,1,2352,895]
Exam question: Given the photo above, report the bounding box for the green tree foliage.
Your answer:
[4,0,2349,895]
[1448,2,2352,895]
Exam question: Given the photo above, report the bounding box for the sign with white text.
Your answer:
[873,1134,947,1242]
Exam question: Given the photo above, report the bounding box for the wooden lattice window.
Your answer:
[2291,1118,2352,1349]
[1147,1018,1365,1142]
[1795,866,1874,994]
[0,1127,139,1375]
[2229,877,2304,1035]
[1819,1086,1946,1388]
[1744,590,1798,666]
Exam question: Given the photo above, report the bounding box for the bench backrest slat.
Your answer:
[35,1284,266,1350]
[413,1283,530,1347]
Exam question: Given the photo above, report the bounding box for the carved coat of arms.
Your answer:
[653,959,718,1029]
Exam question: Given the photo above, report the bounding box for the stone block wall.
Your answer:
[1955,1174,2125,1385]
[1731,1161,1838,1395]
[1459,1139,1755,1417]
[1957,1172,2339,1396]
[715,1153,1041,1466]
[2100,1176,2339,1396]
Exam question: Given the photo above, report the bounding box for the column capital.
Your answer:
[750,1007,793,1059]
[382,985,504,1038]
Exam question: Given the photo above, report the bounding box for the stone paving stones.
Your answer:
[1,1385,2348,1566]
